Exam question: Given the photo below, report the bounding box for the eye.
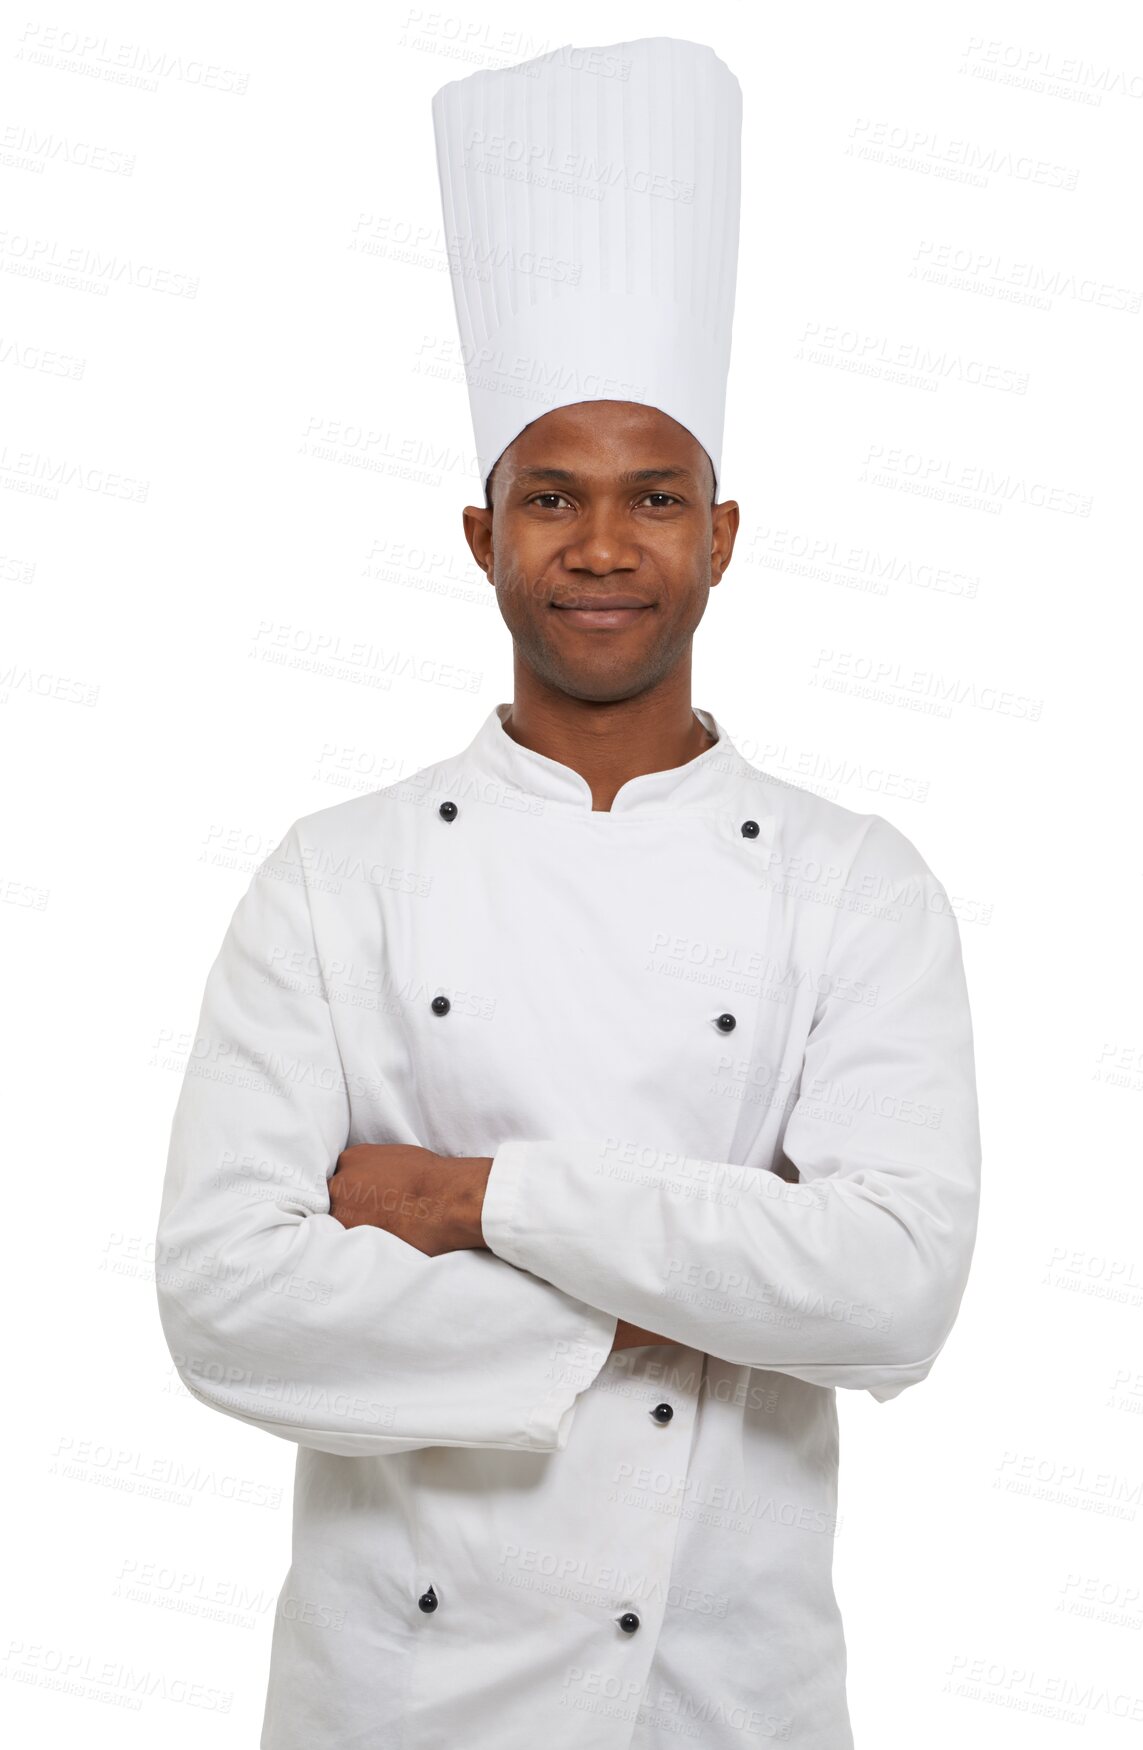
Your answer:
[641,493,681,508]
[529,492,573,510]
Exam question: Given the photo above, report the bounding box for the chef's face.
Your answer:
[462,401,739,703]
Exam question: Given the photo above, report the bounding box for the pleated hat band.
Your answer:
[431,37,742,497]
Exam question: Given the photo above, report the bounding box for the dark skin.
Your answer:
[330,400,741,1353]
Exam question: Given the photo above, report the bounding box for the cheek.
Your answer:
[651,532,709,591]
[493,554,551,618]
[656,576,710,635]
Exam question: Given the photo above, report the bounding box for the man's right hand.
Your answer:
[611,1318,677,1352]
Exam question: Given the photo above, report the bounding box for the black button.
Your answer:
[716,1012,736,1032]
[439,801,458,822]
[417,1585,438,1612]
[431,995,451,1016]
[651,1403,673,1423]
[741,819,759,837]
[618,1612,640,1634]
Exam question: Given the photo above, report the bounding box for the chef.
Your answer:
[155,36,982,1750]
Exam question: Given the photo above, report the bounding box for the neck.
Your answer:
[500,666,715,813]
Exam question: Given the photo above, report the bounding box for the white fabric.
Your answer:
[155,703,981,1748]
[432,38,742,493]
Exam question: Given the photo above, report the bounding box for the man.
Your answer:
[155,37,981,1749]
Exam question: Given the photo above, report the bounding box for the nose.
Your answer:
[560,504,640,575]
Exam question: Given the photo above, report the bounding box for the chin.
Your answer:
[532,658,664,705]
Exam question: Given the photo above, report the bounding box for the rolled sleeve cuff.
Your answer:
[480,1138,532,1265]
[483,1141,616,1449]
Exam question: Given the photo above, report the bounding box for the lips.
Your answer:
[551,596,652,610]
[550,598,654,629]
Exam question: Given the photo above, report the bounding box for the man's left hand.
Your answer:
[329,1144,493,1257]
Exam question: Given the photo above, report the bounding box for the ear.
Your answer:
[710,499,740,583]
[461,506,495,581]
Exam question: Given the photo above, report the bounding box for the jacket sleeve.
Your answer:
[479,814,982,1402]
[154,823,617,1458]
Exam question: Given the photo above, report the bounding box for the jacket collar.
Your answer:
[459,701,755,817]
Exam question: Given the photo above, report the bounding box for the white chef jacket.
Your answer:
[155,702,981,1749]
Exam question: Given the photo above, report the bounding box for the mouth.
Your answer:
[550,597,655,630]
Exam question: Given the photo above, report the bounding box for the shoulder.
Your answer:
[278,745,462,855]
[734,750,941,891]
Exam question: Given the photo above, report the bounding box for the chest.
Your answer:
[320,799,817,1166]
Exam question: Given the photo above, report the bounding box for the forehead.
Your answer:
[501,401,708,483]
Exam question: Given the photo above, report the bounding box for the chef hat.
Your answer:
[431,37,742,499]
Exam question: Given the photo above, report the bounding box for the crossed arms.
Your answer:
[328,1142,672,1353]
[154,817,981,1458]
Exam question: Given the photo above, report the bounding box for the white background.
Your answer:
[3,0,1141,1742]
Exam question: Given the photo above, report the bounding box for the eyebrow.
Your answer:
[514,466,693,487]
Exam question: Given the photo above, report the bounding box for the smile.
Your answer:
[550,603,654,629]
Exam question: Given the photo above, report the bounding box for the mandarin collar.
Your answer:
[458,701,753,817]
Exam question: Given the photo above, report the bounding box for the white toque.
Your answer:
[432,37,742,496]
